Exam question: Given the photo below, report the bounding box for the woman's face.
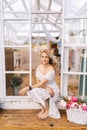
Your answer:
[40,52,49,65]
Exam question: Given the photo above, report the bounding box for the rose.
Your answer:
[71,96,78,102]
[67,103,71,109]
[79,103,86,110]
[70,102,79,109]
[67,100,73,109]
[67,102,79,109]
[61,96,87,111]
[82,106,87,111]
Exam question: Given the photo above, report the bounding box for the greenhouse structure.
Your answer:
[0,0,87,109]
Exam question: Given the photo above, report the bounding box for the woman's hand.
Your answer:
[46,87,54,97]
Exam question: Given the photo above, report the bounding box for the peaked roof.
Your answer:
[3,0,62,36]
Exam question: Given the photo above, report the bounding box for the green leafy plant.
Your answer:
[10,76,22,87]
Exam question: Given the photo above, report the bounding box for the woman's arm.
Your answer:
[32,78,54,97]
[19,78,54,96]
[32,78,48,89]
[36,78,40,83]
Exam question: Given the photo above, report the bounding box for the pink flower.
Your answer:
[70,102,79,109]
[79,103,86,110]
[79,105,84,110]
[71,96,78,102]
[63,96,87,111]
[82,106,87,111]
[67,103,71,109]
[67,100,74,109]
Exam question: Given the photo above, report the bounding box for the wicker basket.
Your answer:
[66,109,87,125]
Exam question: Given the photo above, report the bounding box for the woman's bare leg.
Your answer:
[37,104,45,116]
[38,99,49,119]
[37,108,45,117]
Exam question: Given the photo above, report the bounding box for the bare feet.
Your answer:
[37,109,45,117]
[37,110,49,119]
[38,99,49,119]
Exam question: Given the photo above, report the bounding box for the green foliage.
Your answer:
[10,76,22,87]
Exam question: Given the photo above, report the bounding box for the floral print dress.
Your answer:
[27,68,61,119]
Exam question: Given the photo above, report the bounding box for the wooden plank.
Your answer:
[0,109,87,130]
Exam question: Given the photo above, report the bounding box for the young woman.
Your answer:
[19,49,61,119]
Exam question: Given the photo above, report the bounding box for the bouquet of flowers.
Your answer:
[64,96,87,111]
[61,96,87,125]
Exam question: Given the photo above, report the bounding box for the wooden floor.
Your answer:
[0,109,87,130]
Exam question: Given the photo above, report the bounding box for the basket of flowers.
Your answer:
[62,96,87,125]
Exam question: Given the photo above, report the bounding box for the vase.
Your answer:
[13,86,19,96]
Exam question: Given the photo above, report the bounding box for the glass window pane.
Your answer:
[6,73,30,96]
[63,48,87,72]
[64,0,87,17]
[4,21,30,46]
[68,74,87,97]
[5,47,30,71]
[64,19,87,45]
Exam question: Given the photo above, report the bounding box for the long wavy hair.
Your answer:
[40,49,53,65]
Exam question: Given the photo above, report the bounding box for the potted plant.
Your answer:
[10,76,22,95]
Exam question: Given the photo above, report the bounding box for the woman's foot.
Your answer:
[37,109,45,117]
[38,99,49,119]
[38,110,49,119]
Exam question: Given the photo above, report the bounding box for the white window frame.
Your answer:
[0,0,42,109]
[61,0,87,98]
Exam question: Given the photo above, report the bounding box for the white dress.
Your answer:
[27,68,61,119]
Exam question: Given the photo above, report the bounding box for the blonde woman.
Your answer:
[19,49,60,119]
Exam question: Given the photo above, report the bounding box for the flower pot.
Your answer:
[13,86,19,96]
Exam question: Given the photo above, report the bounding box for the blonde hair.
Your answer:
[40,49,53,65]
[40,49,50,57]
